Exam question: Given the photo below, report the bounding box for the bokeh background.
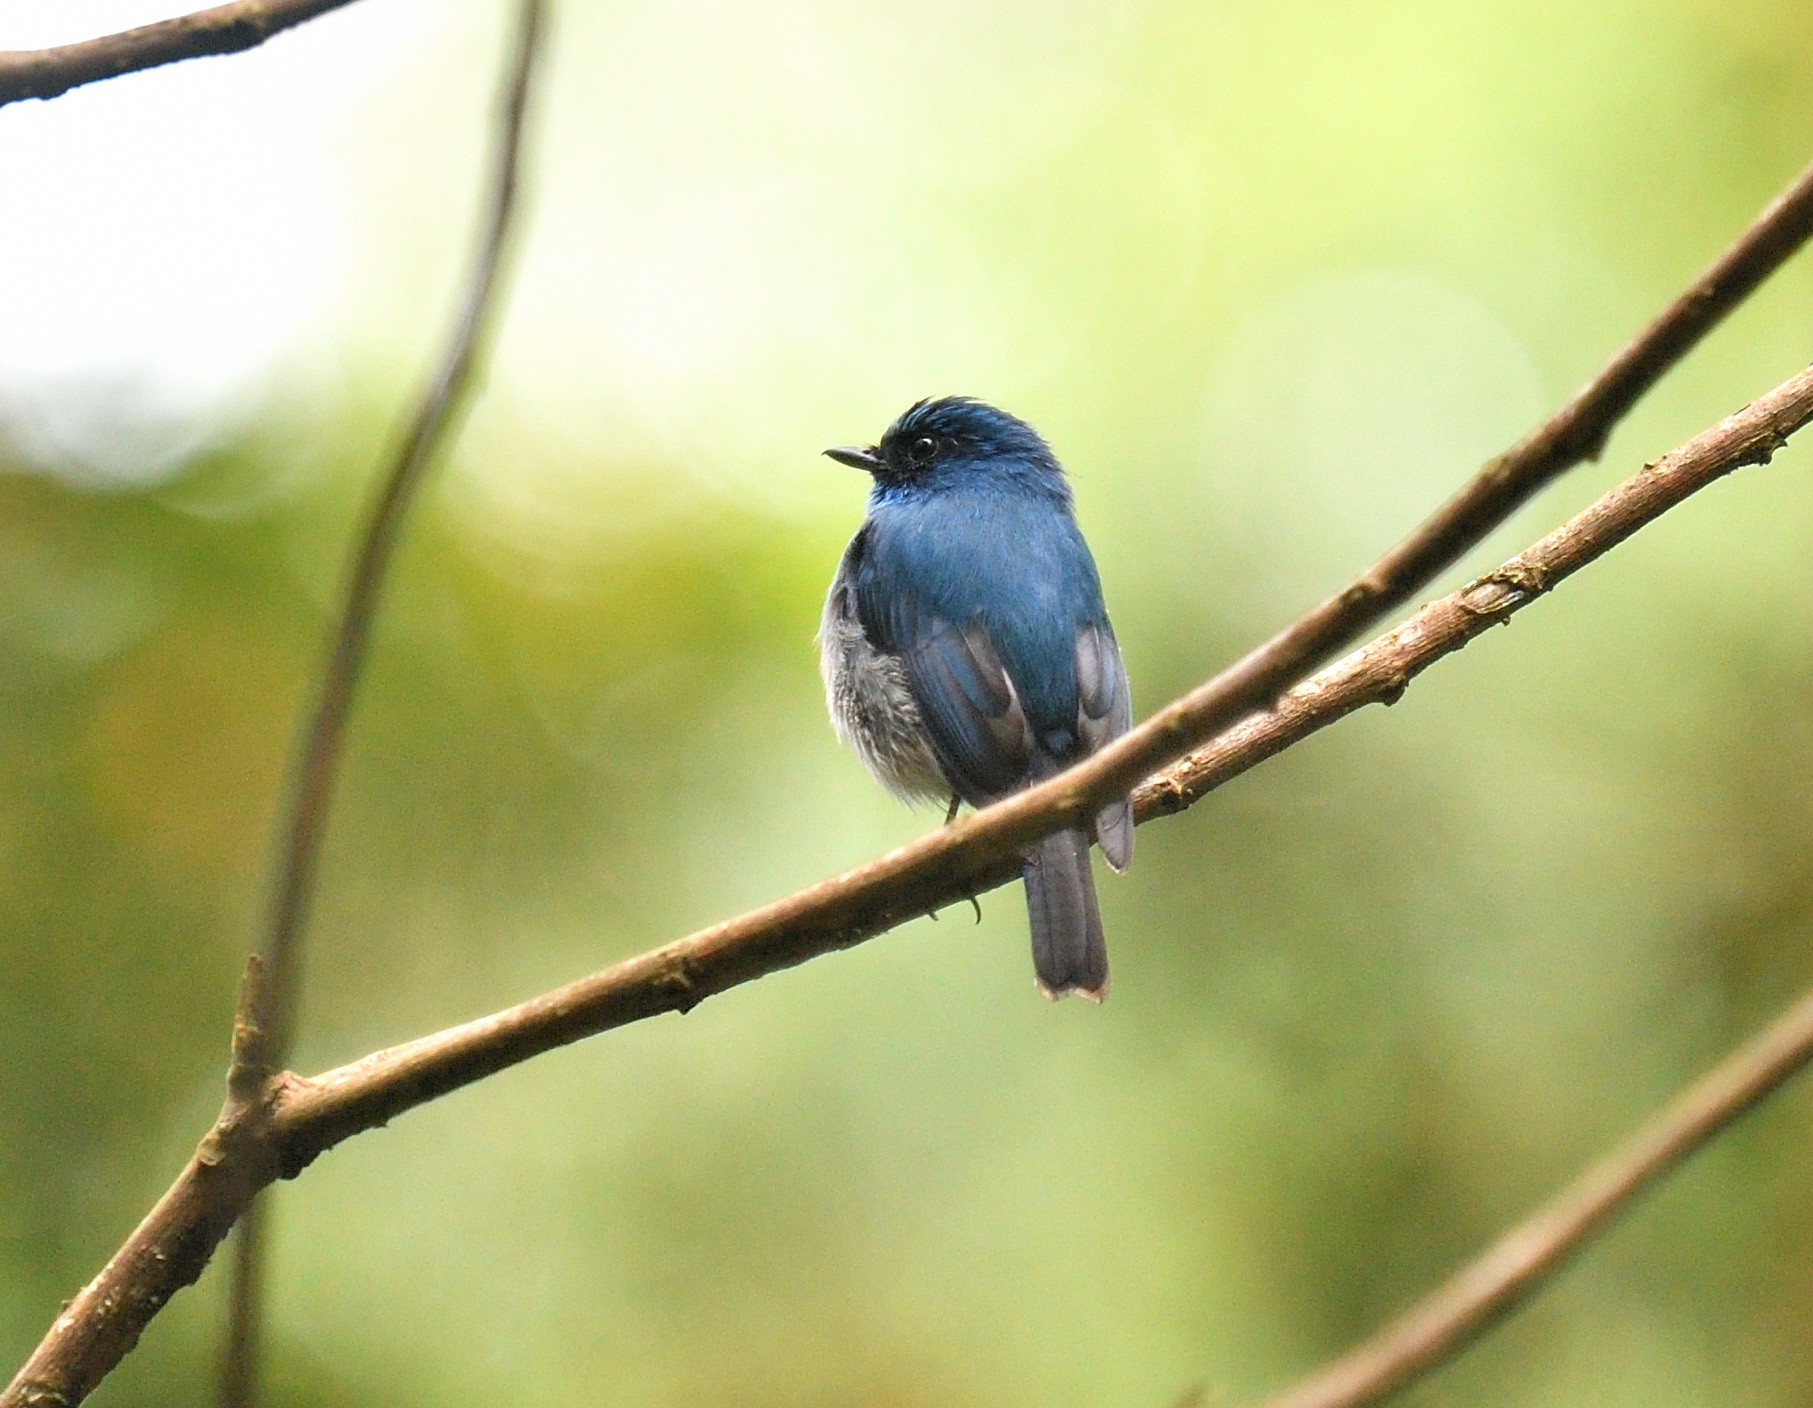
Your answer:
[5,1,1813,1404]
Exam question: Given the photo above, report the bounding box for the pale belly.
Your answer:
[819,562,949,804]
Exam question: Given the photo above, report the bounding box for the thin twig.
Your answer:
[216,2,545,1405]
[1245,980,1813,1408]
[218,1196,266,1408]
[1131,150,1813,777]
[9,347,1812,1406]
[0,0,366,108]
[237,0,543,1093]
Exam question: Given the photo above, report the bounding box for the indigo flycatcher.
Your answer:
[820,397,1132,1000]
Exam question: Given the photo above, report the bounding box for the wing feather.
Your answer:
[1075,623,1133,872]
[905,613,1032,801]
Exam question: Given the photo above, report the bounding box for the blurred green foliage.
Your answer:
[6,0,1813,1404]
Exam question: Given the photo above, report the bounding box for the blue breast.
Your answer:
[854,476,1107,747]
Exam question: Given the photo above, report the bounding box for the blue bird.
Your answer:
[820,397,1132,1000]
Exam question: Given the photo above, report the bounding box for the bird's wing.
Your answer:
[903,610,1035,802]
[1073,621,1130,750]
[851,496,1099,805]
[1075,622,1134,872]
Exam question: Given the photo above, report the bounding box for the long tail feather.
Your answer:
[1022,828,1109,1001]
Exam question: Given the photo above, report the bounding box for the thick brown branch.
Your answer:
[1245,981,1813,1408]
[0,1122,282,1408]
[11,135,1813,1408]
[7,374,1809,1408]
[271,362,1813,1163]
[0,0,366,108]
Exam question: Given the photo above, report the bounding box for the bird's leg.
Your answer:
[939,797,982,919]
[923,797,966,920]
[919,797,969,922]
[931,887,983,924]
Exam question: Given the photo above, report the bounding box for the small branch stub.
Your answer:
[227,955,273,1100]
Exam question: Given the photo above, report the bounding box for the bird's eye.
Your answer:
[909,436,937,465]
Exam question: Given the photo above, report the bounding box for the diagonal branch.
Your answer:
[1244,978,1813,1408]
[11,345,1813,1406]
[271,361,1813,1160]
[0,0,367,108]
[1138,149,1813,762]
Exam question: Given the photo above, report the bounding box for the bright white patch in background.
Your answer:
[1,1,1144,540]
[444,0,1143,555]
[0,1,434,486]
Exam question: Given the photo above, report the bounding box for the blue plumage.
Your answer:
[820,397,1132,999]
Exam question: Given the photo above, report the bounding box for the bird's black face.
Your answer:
[824,396,1055,488]
[824,427,946,486]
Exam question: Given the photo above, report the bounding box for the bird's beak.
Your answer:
[824,444,882,472]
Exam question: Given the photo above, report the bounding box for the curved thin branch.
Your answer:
[217,3,544,1405]
[238,0,543,1091]
[0,0,366,108]
[1141,148,1813,762]
[0,6,544,1408]
[1247,979,1813,1408]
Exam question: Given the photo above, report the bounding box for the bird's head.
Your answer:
[825,397,1065,496]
